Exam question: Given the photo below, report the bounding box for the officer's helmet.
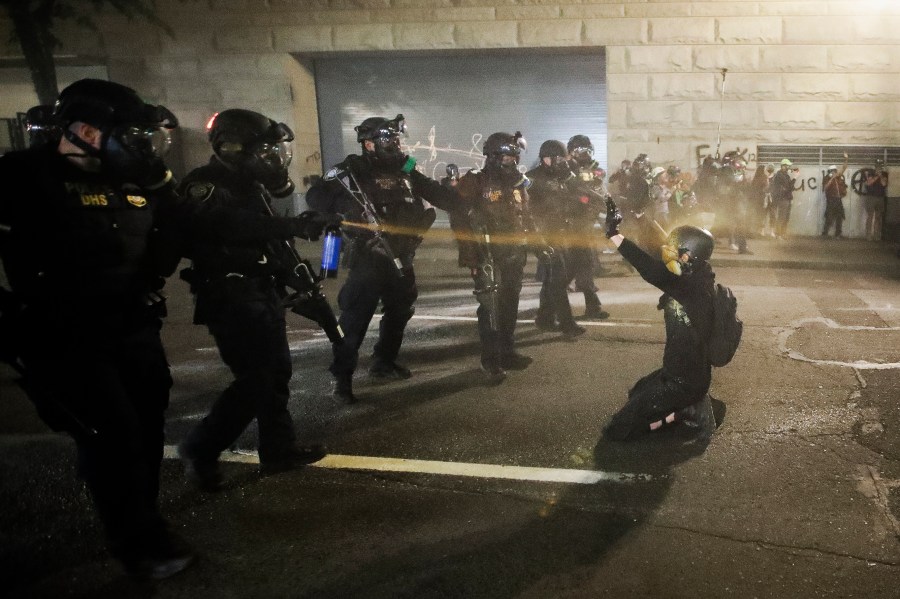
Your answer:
[538,140,567,160]
[208,108,294,181]
[356,114,406,167]
[53,78,178,167]
[483,131,524,174]
[632,153,651,176]
[828,165,838,173]
[566,134,594,167]
[666,225,714,263]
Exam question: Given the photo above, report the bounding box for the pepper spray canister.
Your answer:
[320,225,342,279]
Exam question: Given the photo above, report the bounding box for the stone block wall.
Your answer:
[2,0,899,181]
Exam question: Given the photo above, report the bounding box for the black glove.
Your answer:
[604,196,623,238]
[292,210,329,241]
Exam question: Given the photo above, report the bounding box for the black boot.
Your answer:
[582,293,609,320]
[333,375,356,404]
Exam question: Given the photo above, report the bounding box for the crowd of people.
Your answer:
[0,77,887,582]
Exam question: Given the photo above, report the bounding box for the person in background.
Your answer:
[454,131,547,380]
[771,158,798,240]
[821,153,849,239]
[864,165,888,241]
[565,134,609,320]
[527,139,586,338]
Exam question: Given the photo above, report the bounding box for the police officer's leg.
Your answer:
[545,252,581,333]
[119,323,174,515]
[496,250,530,367]
[188,295,295,462]
[331,260,384,397]
[229,294,297,462]
[568,246,605,318]
[39,347,179,570]
[371,264,417,377]
[535,273,556,330]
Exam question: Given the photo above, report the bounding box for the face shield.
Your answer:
[100,104,179,183]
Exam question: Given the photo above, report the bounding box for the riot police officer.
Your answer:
[565,134,609,319]
[176,109,336,488]
[0,79,192,579]
[454,131,548,379]
[306,114,456,403]
[526,140,585,338]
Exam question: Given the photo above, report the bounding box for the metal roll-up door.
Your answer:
[313,51,607,184]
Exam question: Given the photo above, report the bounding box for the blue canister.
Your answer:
[320,227,342,278]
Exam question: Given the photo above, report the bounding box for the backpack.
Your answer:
[707,283,742,367]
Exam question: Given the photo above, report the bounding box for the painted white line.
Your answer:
[778,317,900,370]
[406,314,651,328]
[163,445,650,484]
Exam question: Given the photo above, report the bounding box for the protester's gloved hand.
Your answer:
[292,210,330,241]
[604,196,623,238]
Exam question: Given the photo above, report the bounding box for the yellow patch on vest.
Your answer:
[126,195,148,207]
[81,194,108,207]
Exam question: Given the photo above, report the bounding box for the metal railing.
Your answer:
[757,145,900,167]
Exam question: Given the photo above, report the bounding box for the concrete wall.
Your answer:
[2,0,898,207]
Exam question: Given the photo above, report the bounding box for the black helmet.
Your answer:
[566,134,592,154]
[632,153,652,176]
[356,114,407,169]
[483,131,524,157]
[54,79,176,130]
[53,79,178,183]
[667,225,714,263]
[483,131,525,175]
[539,140,567,159]
[355,114,406,142]
[208,108,295,193]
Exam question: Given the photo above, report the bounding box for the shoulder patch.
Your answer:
[185,181,214,202]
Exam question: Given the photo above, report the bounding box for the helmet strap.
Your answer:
[62,128,102,159]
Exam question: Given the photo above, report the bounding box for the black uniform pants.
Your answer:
[565,244,601,310]
[604,368,710,441]
[21,314,173,561]
[186,287,295,463]
[331,253,417,378]
[476,248,526,364]
[536,253,576,328]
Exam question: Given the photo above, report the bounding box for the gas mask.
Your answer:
[101,114,177,181]
[570,146,594,169]
[209,110,295,195]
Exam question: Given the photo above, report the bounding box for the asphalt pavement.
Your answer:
[1,233,899,598]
